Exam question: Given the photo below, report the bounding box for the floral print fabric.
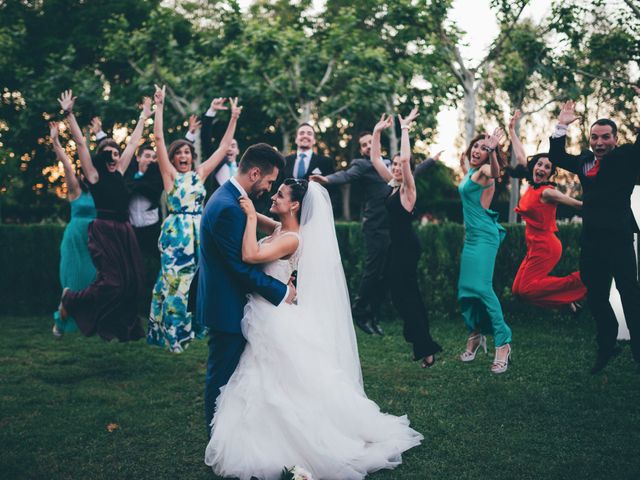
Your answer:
[147,171,208,352]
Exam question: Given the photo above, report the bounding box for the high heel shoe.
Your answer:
[460,333,487,362]
[421,354,436,368]
[491,344,512,374]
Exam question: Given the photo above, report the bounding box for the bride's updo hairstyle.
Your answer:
[283,178,309,221]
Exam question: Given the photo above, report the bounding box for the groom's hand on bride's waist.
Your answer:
[285,281,297,305]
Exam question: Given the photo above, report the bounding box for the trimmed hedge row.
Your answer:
[0,223,583,318]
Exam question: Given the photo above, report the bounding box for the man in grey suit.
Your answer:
[311,131,391,335]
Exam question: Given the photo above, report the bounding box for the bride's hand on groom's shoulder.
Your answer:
[238,196,256,218]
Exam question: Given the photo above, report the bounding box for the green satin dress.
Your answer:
[53,191,97,332]
[457,168,511,346]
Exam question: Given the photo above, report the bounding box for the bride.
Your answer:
[205,179,422,479]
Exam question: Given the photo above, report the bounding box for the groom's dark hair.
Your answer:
[238,143,285,174]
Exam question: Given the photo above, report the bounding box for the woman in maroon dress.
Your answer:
[509,110,587,311]
[58,89,152,341]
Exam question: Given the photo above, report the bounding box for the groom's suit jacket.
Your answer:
[197,180,287,333]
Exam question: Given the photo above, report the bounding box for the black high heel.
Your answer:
[421,355,436,368]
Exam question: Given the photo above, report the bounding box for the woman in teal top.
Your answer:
[457,129,512,374]
[50,122,96,336]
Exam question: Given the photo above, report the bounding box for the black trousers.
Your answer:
[387,249,442,360]
[580,227,640,361]
[352,229,390,322]
[133,221,161,259]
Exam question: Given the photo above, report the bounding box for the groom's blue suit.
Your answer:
[198,180,287,432]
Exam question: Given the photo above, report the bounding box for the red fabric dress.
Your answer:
[512,185,586,308]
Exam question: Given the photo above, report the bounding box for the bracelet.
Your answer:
[400,125,410,130]
[63,109,72,117]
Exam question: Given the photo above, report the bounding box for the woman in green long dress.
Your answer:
[147,86,241,353]
[457,129,512,374]
[50,121,96,337]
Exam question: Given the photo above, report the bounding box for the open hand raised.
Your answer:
[57,90,76,113]
[189,114,202,134]
[558,100,580,126]
[49,121,60,144]
[508,109,521,132]
[484,127,504,151]
[89,117,102,136]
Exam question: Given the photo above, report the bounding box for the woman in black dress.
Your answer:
[58,89,152,341]
[369,108,442,367]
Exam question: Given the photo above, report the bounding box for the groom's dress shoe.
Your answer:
[590,345,622,375]
[355,318,375,335]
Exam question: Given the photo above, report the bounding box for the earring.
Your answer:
[290,209,294,217]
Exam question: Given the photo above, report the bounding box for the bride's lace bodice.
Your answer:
[258,226,301,284]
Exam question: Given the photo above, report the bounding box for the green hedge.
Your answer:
[0,223,583,318]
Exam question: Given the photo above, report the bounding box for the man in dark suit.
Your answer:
[311,131,391,336]
[124,143,164,258]
[549,99,640,374]
[282,123,335,181]
[198,143,296,433]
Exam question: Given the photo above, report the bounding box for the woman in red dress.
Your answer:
[509,110,587,311]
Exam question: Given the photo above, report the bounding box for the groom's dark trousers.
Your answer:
[198,180,287,434]
[549,133,640,361]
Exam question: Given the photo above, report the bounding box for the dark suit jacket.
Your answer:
[266,152,336,214]
[197,180,287,333]
[549,134,640,232]
[281,152,334,181]
[325,157,391,233]
[124,161,163,210]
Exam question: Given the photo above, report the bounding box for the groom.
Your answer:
[198,143,296,432]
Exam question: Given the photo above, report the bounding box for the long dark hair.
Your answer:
[283,178,309,221]
[508,153,557,187]
[464,134,507,169]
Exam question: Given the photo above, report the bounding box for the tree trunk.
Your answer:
[508,120,522,223]
[463,76,476,145]
[281,126,291,154]
[299,102,313,124]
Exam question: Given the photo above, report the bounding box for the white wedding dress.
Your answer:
[205,183,422,480]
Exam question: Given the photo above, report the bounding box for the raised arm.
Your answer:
[200,97,227,158]
[548,100,582,174]
[196,97,242,181]
[541,188,582,209]
[398,107,419,197]
[238,197,298,264]
[118,97,152,175]
[508,109,527,168]
[58,90,97,183]
[153,85,178,192]
[49,121,80,201]
[370,114,393,182]
[478,128,504,182]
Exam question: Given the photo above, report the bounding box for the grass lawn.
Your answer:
[1,312,639,480]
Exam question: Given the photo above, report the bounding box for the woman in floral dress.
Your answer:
[147,86,241,352]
